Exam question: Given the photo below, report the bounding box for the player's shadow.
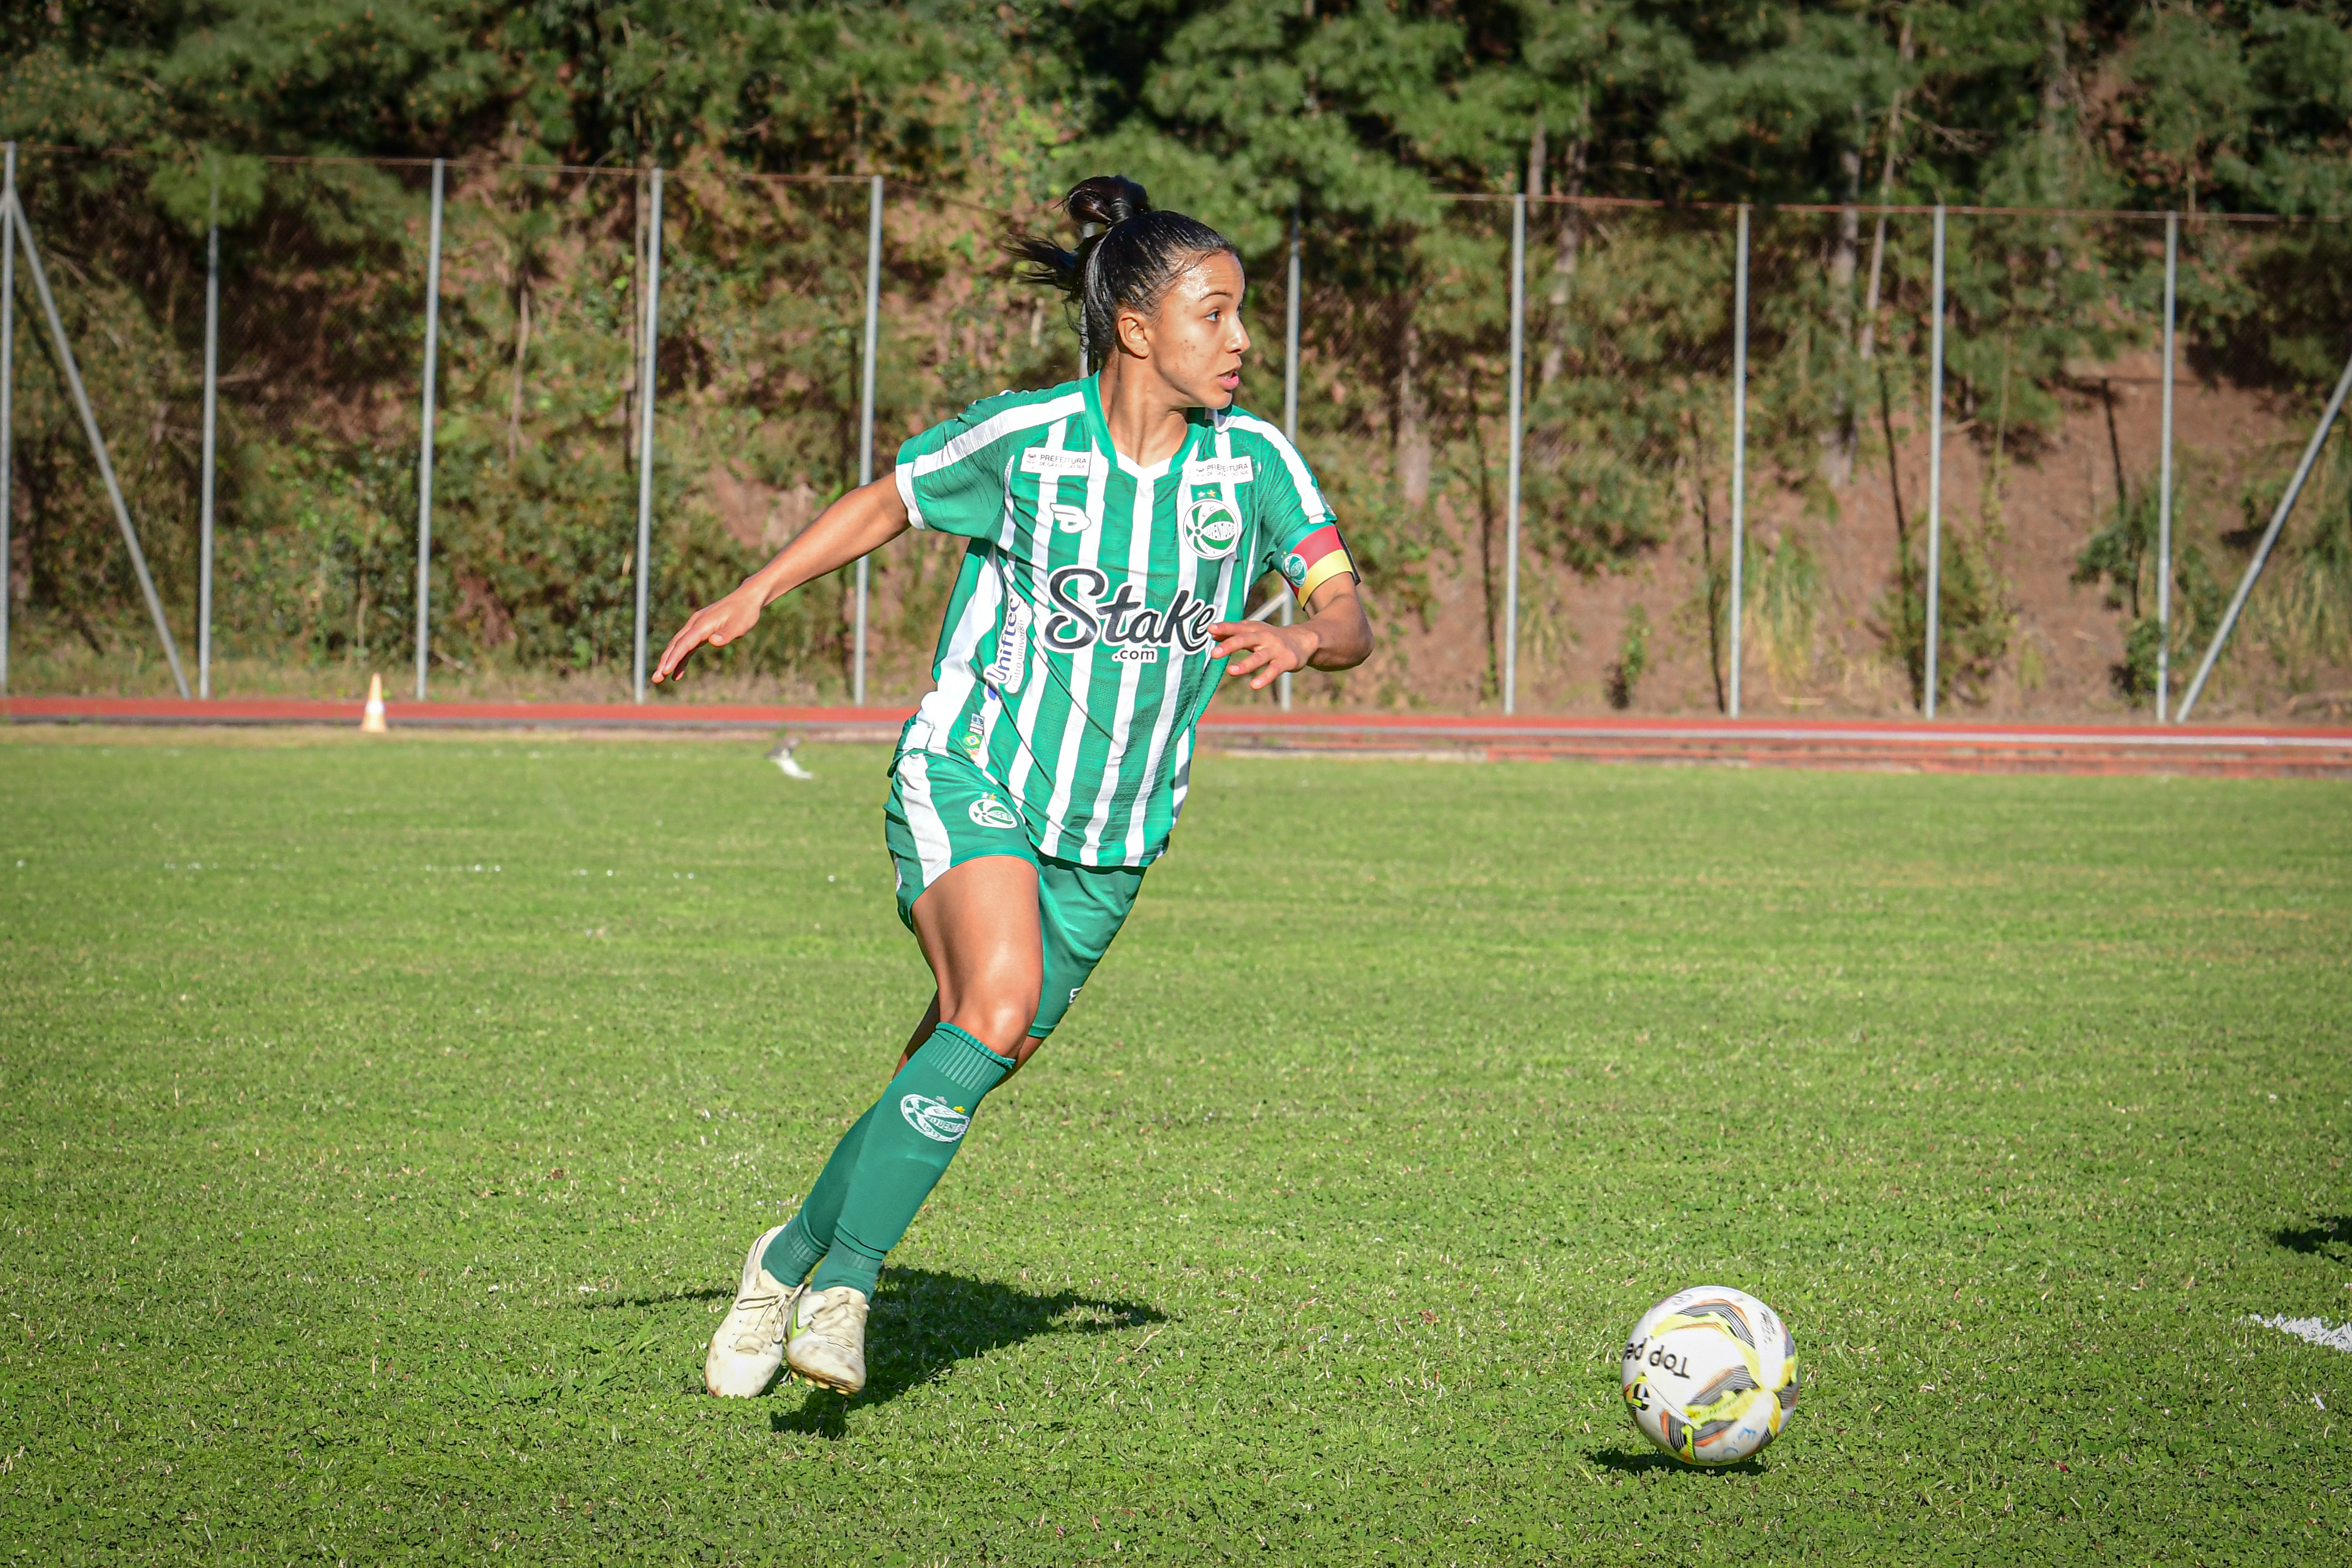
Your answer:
[2274,1215,2350,1262]
[769,1267,1166,1436]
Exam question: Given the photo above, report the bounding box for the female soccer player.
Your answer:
[655,175,1371,1398]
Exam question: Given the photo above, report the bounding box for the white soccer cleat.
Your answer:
[703,1224,800,1398]
[785,1284,870,1395]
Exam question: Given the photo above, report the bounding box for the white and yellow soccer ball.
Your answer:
[1620,1285,1800,1466]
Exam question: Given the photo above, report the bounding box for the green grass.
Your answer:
[1,733,2347,1564]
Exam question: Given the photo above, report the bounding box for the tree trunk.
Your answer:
[625,182,644,453]
[1694,447,1724,714]
[1467,363,1499,701]
[507,278,532,467]
[1396,307,1430,507]
[2040,12,2074,236]
[1540,138,1587,390]
[2040,13,2070,139]
[1857,17,1911,368]
[1824,139,1863,487]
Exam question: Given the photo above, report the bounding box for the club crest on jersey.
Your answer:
[1180,498,1243,560]
[900,1094,972,1143]
[1041,566,1220,657]
[968,792,1020,830]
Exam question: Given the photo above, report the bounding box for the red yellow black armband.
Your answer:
[1281,524,1357,607]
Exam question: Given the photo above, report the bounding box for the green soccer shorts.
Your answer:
[883,749,1147,1039]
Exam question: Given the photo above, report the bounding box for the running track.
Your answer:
[6,696,2349,778]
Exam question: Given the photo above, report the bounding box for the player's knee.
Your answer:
[942,989,1037,1059]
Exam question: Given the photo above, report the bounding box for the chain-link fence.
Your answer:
[5,144,2350,720]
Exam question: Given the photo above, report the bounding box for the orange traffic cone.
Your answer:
[361,672,389,734]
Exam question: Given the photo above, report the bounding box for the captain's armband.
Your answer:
[1278,524,1357,609]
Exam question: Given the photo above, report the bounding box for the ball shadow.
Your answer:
[768,1266,1168,1434]
[1587,1446,1769,1478]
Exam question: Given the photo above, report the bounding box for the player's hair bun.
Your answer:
[1011,176,1237,361]
[1063,174,1153,232]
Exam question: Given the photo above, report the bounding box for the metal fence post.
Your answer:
[199,167,220,700]
[414,158,444,701]
[0,144,14,696]
[854,174,882,707]
[1077,223,1100,379]
[1503,191,1527,715]
[2156,212,2178,722]
[1280,206,1301,712]
[1924,203,1947,719]
[631,167,663,704]
[2178,343,2352,721]
[10,194,189,696]
[1726,204,1749,719]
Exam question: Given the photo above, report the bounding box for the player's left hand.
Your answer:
[1208,620,1321,691]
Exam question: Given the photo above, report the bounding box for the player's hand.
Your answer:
[652,586,762,684]
[1208,619,1321,691]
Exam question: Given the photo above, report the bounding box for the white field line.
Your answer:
[2248,1314,2352,1354]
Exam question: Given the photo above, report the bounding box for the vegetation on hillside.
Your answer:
[5,3,2352,709]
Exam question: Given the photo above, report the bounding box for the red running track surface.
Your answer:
[4,695,2349,777]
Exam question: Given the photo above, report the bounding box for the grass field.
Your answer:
[0,732,2346,1564]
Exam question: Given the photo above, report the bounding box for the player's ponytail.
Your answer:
[1012,176,1237,361]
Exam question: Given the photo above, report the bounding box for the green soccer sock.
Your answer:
[761,1101,879,1286]
[807,1024,1015,1297]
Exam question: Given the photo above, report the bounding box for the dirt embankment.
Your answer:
[1324,348,2345,724]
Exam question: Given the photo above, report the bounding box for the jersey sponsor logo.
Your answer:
[1185,456,1254,485]
[983,587,1032,692]
[1041,566,1221,656]
[1180,498,1243,560]
[968,792,1020,830]
[900,1093,972,1143]
[1111,646,1159,664]
[1047,502,1093,533]
[1020,447,1094,478]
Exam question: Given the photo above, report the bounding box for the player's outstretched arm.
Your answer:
[652,475,910,684]
[1207,577,1373,692]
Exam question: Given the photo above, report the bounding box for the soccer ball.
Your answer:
[1621,1285,1800,1466]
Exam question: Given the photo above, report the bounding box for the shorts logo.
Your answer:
[967,794,1020,831]
[899,1094,971,1143]
[1180,499,1243,560]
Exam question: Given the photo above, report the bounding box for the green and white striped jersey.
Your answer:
[892,374,1342,868]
